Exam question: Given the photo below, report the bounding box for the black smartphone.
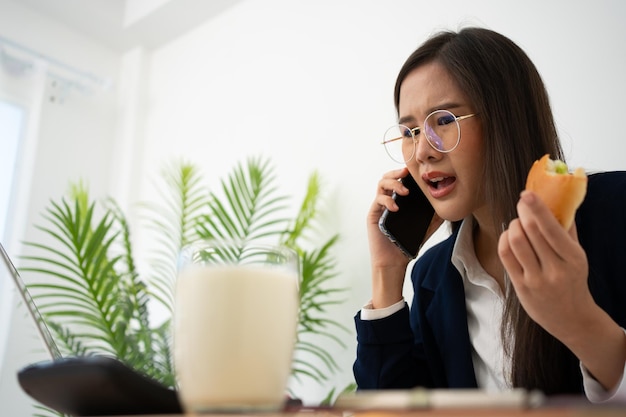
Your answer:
[378,173,435,258]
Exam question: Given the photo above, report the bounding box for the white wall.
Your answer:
[1,0,626,414]
[136,0,626,402]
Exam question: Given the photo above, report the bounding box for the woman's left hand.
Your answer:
[498,190,626,392]
[497,190,593,339]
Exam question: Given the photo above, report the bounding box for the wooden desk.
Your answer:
[98,392,626,417]
[104,406,626,417]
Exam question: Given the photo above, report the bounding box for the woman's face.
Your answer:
[398,61,486,222]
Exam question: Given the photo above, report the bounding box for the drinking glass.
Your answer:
[174,239,299,413]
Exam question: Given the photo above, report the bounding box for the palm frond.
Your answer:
[196,156,290,242]
[141,160,210,313]
[21,186,155,366]
[282,170,322,247]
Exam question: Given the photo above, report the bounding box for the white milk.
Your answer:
[174,264,299,412]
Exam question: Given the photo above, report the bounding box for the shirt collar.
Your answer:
[451,216,503,298]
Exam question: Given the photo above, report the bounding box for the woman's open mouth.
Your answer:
[425,174,457,198]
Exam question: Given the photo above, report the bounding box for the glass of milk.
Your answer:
[174,239,300,413]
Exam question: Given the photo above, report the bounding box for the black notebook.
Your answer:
[1,242,182,416]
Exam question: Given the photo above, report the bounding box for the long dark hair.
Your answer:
[394,27,581,394]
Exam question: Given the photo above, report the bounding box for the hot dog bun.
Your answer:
[525,154,587,229]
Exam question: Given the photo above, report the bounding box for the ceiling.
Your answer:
[16,0,243,52]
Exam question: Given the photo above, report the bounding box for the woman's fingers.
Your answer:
[498,222,527,281]
[374,167,410,211]
[516,191,571,260]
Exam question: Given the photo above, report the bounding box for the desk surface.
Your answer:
[104,406,626,417]
[350,409,624,416]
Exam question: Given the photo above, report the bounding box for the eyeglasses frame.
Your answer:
[382,110,477,162]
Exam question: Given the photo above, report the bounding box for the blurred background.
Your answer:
[1,0,625,415]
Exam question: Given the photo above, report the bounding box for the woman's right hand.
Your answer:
[366,167,415,309]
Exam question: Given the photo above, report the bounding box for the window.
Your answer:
[0,99,24,241]
[0,98,25,372]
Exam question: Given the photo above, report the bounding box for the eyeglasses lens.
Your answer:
[423,110,459,152]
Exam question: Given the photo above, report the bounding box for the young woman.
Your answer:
[354,27,626,402]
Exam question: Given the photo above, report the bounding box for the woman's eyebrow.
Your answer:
[398,115,416,125]
[398,103,466,124]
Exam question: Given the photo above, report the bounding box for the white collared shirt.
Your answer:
[450,216,510,392]
[362,216,626,403]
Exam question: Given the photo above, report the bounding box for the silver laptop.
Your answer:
[0,242,181,416]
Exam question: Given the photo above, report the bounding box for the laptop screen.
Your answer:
[0,243,62,360]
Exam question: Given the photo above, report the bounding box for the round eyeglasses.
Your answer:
[382,110,477,163]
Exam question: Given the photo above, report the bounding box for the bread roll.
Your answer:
[525,154,587,229]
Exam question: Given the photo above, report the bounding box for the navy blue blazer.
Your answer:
[354,171,626,392]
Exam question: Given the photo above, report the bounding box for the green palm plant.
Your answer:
[21,156,349,409]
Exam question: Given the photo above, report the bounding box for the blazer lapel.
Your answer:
[421,238,478,388]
